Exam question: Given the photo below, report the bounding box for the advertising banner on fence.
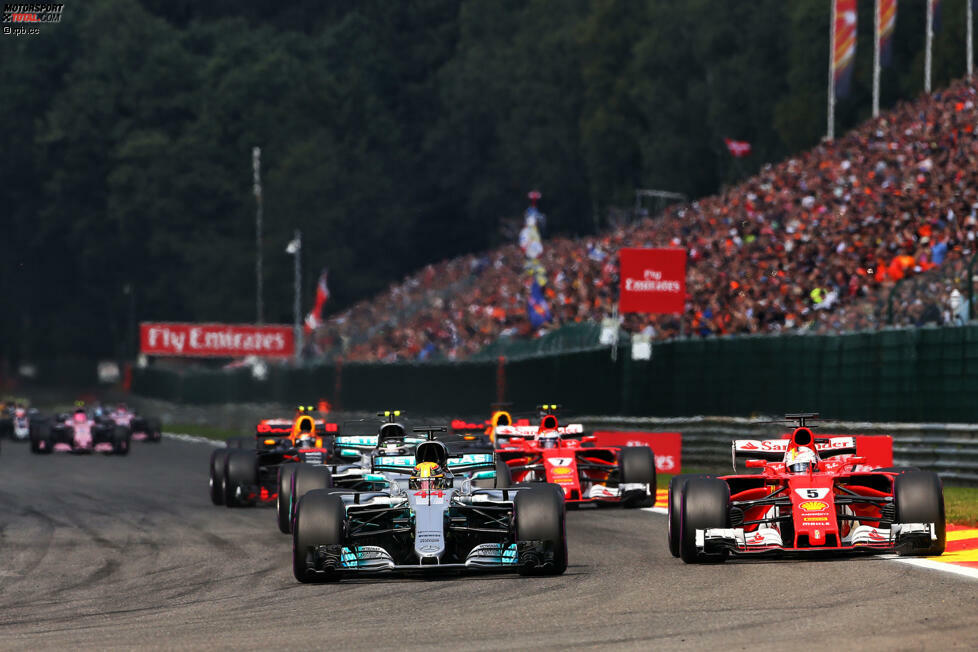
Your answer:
[619,248,686,314]
[772,433,893,468]
[140,322,294,358]
[592,431,681,473]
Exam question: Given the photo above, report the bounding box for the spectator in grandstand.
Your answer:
[317,78,978,361]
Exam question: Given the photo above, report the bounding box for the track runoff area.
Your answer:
[2,432,977,650]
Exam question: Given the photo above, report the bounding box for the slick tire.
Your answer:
[30,422,52,455]
[209,448,230,506]
[515,485,567,576]
[679,478,730,564]
[223,449,258,508]
[293,490,345,583]
[894,470,946,556]
[494,458,513,488]
[112,426,131,456]
[289,464,333,531]
[668,474,715,557]
[618,446,656,508]
[148,418,163,443]
[277,463,299,533]
[512,482,566,504]
[226,436,253,449]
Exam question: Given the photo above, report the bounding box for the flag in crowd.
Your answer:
[724,138,752,158]
[303,269,330,334]
[527,277,552,329]
[879,0,897,67]
[834,0,857,98]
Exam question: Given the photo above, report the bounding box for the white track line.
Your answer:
[163,432,224,447]
[889,556,978,580]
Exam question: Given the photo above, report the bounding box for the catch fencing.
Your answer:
[134,323,978,422]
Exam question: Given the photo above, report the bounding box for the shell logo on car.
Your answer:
[551,467,573,476]
[799,501,829,512]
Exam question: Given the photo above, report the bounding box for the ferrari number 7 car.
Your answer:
[669,414,945,563]
[495,407,656,507]
[292,438,566,582]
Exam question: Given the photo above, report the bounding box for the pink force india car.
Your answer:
[104,403,163,442]
[668,413,945,563]
[30,406,131,455]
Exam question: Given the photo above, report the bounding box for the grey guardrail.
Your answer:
[578,415,978,484]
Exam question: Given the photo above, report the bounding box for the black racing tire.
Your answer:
[668,473,714,558]
[512,481,566,504]
[148,418,163,443]
[223,449,258,507]
[112,425,131,456]
[293,490,346,583]
[679,478,730,564]
[226,436,253,449]
[209,448,229,505]
[494,458,513,488]
[894,470,946,556]
[289,464,333,531]
[515,485,567,576]
[277,463,299,533]
[618,446,656,508]
[30,422,52,455]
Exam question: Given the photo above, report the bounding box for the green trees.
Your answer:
[0,0,972,363]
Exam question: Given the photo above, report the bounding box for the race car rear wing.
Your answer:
[372,453,496,475]
[334,434,427,459]
[494,424,584,439]
[731,436,858,469]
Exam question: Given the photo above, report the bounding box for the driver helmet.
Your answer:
[412,461,445,491]
[537,431,560,449]
[784,446,819,474]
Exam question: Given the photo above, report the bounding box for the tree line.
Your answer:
[0,0,971,363]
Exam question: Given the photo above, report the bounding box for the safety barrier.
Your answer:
[133,323,978,424]
[578,415,978,483]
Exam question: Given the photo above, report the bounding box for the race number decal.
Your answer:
[794,488,829,500]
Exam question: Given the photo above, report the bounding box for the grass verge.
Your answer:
[945,486,978,527]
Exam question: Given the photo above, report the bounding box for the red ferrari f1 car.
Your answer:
[496,405,656,507]
[669,413,946,563]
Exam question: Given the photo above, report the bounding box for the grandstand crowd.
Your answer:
[315,78,978,362]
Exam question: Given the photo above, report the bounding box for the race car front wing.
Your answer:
[302,540,557,576]
[696,522,937,556]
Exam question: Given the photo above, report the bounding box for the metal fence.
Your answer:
[579,415,978,484]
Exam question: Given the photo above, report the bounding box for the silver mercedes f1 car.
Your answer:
[291,435,566,582]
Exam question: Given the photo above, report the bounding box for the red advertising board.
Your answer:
[140,322,294,358]
[592,431,682,473]
[619,248,686,314]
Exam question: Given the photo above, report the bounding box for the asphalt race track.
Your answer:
[2,437,977,650]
